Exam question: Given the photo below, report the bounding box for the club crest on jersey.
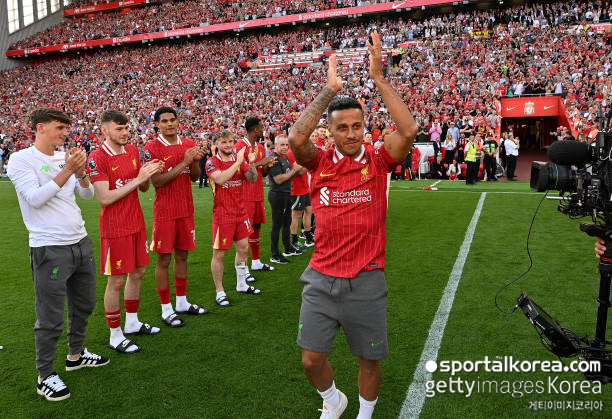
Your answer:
[361,164,370,181]
[144,150,152,161]
[88,159,97,170]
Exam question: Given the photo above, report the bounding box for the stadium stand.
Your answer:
[1,1,610,180]
[10,1,393,49]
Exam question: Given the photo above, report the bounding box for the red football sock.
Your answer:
[124,299,139,313]
[174,277,187,297]
[156,286,170,304]
[249,229,260,260]
[105,309,121,329]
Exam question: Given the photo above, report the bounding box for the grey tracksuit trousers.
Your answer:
[29,236,97,378]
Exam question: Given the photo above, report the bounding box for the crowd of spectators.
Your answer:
[1,0,610,177]
[10,1,392,49]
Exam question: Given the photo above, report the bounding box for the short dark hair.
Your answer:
[101,110,128,125]
[327,97,363,122]
[154,106,177,122]
[214,130,233,142]
[31,107,70,132]
[245,117,261,132]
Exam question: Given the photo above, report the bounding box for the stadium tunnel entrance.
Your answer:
[501,116,559,151]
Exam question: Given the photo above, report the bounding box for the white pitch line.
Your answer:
[429,180,441,188]
[391,188,540,195]
[398,192,487,419]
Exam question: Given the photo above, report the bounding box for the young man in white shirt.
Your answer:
[7,108,109,402]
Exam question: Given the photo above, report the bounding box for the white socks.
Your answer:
[235,262,248,291]
[251,259,262,269]
[109,327,139,352]
[161,302,174,318]
[357,395,377,419]
[110,326,124,344]
[318,381,341,410]
[124,312,141,332]
[317,383,377,417]
[175,295,190,312]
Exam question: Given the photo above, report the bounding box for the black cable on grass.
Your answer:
[494,190,549,315]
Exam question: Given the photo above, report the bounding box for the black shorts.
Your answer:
[291,194,311,211]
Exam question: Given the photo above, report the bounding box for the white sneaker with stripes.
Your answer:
[65,348,110,371]
[37,373,70,401]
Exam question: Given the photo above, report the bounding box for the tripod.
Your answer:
[578,222,612,381]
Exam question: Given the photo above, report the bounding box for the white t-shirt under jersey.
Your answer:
[7,146,94,247]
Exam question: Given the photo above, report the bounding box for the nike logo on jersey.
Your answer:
[111,167,118,171]
[320,171,336,177]
[163,156,171,161]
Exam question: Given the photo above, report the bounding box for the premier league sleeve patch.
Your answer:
[206,160,216,173]
[88,159,97,170]
[144,150,152,162]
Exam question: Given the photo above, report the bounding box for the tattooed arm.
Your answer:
[368,30,417,162]
[289,54,343,166]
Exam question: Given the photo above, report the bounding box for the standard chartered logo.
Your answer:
[320,187,372,206]
[320,187,330,206]
[332,189,372,204]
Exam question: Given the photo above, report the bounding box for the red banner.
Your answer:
[64,0,147,16]
[500,97,562,118]
[8,0,456,57]
[572,23,612,32]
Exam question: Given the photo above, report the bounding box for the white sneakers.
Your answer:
[319,390,348,418]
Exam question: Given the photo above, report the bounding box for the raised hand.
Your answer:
[260,155,277,168]
[183,146,200,164]
[65,148,86,175]
[326,53,343,94]
[138,161,164,183]
[367,30,384,82]
[193,147,205,161]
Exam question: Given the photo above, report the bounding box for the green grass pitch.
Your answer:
[0,178,610,418]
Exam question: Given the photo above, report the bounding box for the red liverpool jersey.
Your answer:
[143,134,195,221]
[305,145,399,278]
[87,142,146,238]
[287,149,310,196]
[235,138,265,202]
[205,153,251,224]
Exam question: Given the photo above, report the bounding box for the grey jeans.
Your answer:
[30,236,97,378]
